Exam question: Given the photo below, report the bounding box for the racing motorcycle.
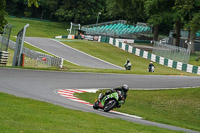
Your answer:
[93,91,125,112]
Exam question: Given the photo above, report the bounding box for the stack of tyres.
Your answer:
[0,51,9,65]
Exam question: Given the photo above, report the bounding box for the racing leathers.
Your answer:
[104,87,127,107]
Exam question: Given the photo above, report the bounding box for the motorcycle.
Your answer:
[93,91,125,112]
[148,66,155,72]
[124,62,132,70]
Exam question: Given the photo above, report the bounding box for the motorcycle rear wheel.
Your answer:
[93,101,99,110]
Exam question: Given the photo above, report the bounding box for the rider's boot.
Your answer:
[116,104,121,108]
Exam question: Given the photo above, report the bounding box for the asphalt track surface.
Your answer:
[24,37,123,70]
[1,68,200,133]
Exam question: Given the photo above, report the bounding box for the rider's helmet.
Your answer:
[122,84,129,92]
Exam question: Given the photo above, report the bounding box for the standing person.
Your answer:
[148,62,155,72]
[124,59,132,70]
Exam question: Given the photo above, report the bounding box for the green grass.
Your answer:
[7,17,68,38]
[189,52,200,66]
[61,40,197,76]
[5,17,199,75]
[0,92,181,133]
[76,88,200,131]
[5,37,198,75]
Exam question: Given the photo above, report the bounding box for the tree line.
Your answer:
[1,0,200,53]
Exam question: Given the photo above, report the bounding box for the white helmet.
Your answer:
[122,84,129,92]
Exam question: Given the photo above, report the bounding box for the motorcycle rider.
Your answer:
[124,59,132,70]
[99,84,129,107]
[148,62,155,72]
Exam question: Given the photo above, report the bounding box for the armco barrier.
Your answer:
[100,36,200,75]
[53,34,200,74]
[55,35,74,39]
[0,36,62,67]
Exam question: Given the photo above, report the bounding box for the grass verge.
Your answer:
[7,17,68,38]
[5,17,199,75]
[76,88,200,131]
[61,40,197,76]
[0,92,180,133]
[189,52,200,66]
[4,38,198,75]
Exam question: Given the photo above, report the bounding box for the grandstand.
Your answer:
[196,31,200,39]
[81,20,151,39]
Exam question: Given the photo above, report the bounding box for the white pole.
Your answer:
[60,58,63,69]
[79,24,81,30]
[96,12,101,27]
[69,22,73,35]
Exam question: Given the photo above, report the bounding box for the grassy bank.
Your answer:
[7,17,68,38]
[189,52,200,66]
[0,92,180,133]
[62,40,196,75]
[5,17,199,75]
[76,88,200,131]
[4,38,197,75]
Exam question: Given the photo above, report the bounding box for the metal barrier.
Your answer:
[0,24,13,51]
[107,36,200,75]
[0,36,62,67]
[83,20,127,28]
[12,24,29,66]
[153,41,190,64]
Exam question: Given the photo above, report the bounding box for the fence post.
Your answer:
[60,58,63,69]
[12,24,29,66]
[20,53,25,67]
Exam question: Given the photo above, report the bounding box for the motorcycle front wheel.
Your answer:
[104,100,117,112]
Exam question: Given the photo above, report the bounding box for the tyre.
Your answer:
[93,101,99,110]
[103,100,117,112]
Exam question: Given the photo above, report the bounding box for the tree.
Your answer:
[55,0,105,24]
[105,0,125,21]
[0,0,7,32]
[39,0,59,20]
[189,13,200,53]
[112,0,147,23]
[144,0,175,41]
[173,0,200,53]
[28,0,39,7]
